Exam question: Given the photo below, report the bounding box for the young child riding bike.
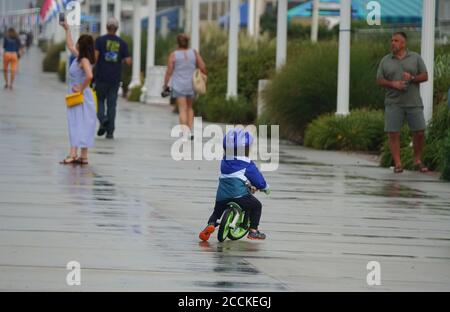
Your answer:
[199,129,270,242]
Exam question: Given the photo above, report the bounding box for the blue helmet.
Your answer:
[223,129,253,150]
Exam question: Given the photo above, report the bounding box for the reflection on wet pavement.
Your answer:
[347,181,434,199]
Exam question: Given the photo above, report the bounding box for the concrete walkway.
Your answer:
[0,48,449,291]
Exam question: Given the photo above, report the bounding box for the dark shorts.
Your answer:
[384,105,426,132]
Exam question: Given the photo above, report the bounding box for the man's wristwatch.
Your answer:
[410,75,416,82]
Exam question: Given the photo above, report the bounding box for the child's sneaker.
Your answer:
[199,224,215,242]
[247,230,266,240]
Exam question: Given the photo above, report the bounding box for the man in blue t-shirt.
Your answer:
[95,18,132,139]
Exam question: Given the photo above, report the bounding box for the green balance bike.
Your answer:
[217,201,250,242]
[217,187,270,242]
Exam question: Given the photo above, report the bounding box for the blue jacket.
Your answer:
[216,156,269,202]
[3,37,20,53]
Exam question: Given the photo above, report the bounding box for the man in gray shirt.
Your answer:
[377,32,429,173]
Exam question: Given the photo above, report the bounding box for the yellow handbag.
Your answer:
[65,88,97,109]
[65,92,84,108]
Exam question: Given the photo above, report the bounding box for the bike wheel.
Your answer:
[226,202,250,241]
[228,211,250,240]
[217,208,235,242]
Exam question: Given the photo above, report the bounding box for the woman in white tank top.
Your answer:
[164,34,207,139]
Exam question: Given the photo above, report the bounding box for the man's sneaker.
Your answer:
[106,133,114,139]
[247,230,266,240]
[97,126,106,136]
[199,224,215,242]
[97,121,109,137]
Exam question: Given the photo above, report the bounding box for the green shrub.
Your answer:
[42,41,65,72]
[423,103,450,171]
[58,60,66,82]
[262,40,432,141]
[195,95,255,124]
[434,48,450,104]
[262,41,339,142]
[38,39,49,53]
[441,130,450,181]
[193,27,275,124]
[304,109,384,151]
[238,44,276,104]
[155,33,178,66]
[288,23,338,41]
[349,42,386,110]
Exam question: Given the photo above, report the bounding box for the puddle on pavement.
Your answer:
[345,175,377,181]
[281,172,336,179]
[278,151,328,167]
[193,280,286,291]
[349,182,434,199]
[343,252,417,259]
[279,159,331,167]
[192,252,287,290]
[59,165,138,231]
[212,259,259,274]
[342,233,419,240]
[93,179,116,199]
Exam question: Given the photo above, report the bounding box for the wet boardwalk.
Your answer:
[1,48,450,291]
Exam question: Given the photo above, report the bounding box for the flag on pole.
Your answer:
[40,0,52,20]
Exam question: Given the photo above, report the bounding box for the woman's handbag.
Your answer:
[65,88,97,108]
[65,92,84,108]
[192,69,207,95]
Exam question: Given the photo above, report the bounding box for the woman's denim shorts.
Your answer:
[172,89,195,99]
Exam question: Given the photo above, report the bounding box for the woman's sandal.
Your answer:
[60,156,79,164]
[77,157,88,165]
[413,162,429,173]
[393,165,404,173]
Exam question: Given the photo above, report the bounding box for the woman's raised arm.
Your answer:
[60,20,78,58]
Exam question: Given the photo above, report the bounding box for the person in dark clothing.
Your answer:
[94,18,132,139]
[26,32,33,51]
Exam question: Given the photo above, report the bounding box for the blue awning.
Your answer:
[288,0,423,24]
